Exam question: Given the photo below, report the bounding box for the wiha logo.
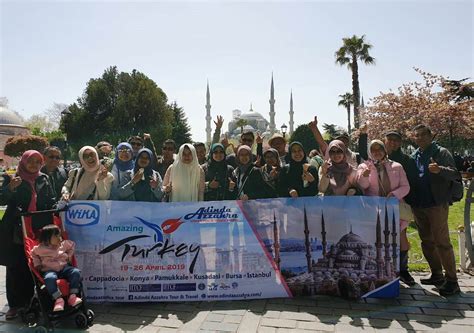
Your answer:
[65,203,100,227]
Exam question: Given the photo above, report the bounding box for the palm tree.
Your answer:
[335,35,375,128]
[235,118,248,134]
[338,92,353,133]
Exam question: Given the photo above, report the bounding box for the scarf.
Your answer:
[286,142,308,190]
[133,148,156,201]
[207,143,228,185]
[72,146,100,200]
[263,148,281,171]
[114,142,134,171]
[170,144,201,202]
[17,150,43,212]
[368,140,391,196]
[327,140,353,190]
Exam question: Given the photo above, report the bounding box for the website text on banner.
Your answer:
[64,197,400,302]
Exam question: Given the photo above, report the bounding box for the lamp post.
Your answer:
[61,108,72,168]
[280,123,288,139]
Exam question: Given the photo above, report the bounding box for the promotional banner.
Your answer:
[65,197,399,302]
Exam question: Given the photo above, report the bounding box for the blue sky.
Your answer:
[1,1,472,143]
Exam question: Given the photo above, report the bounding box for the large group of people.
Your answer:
[0,115,464,319]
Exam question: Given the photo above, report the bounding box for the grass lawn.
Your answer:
[407,189,473,271]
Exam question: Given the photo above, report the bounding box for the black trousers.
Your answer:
[6,245,34,308]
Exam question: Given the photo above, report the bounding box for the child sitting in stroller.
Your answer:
[31,224,82,312]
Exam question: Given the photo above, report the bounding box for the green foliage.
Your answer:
[322,123,343,141]
[4,135,49,157]
[170,102,192,146]
[61,66,174,152]
[235,119,248,133]
[289,125,319,154]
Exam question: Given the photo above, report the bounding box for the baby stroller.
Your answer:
[20,208,95,332]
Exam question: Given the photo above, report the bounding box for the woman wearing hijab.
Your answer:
[233,145,274,200]
[118,148,163,202]
[357,139,413,285]
[202,143,236,201]
[278,142,318,198]
[0,150,56,319]
[162,144,205,202]
[61,146,114,201]
[261,148,281,194]
[319,140,359,196]
[110,142,134,200]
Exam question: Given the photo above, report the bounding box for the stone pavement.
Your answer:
[1,266,474,332]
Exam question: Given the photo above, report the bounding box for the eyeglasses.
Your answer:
[329,149,344,154]
[130,142,142,146]
[118,149,132,153]
[83,153,96,160]
[213,150,225,154]
[47,155,61,160]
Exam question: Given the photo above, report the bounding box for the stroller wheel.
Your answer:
[75,312,88,329]
[86,309,95,325]
[25,311,38,326]
[34,326,48,333]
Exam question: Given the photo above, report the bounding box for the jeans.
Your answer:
[43,265,81,299]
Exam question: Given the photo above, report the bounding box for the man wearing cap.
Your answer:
[268,133,288,165]
[383,129,418,286]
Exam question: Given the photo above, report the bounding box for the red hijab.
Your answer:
[17,150,44,187]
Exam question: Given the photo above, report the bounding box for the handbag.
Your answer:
[399,200,414,221]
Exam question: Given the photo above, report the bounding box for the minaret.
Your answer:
[391,210,398,272]
[269,73,276,135]
[289,90,294,137]
[375,209,384,279]
[384,206,392,278]
[205,81,212,146]
[303,207,312,273]
[321,211,327,256]
[273,212,281,270]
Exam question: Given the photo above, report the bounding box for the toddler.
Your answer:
[31,225,82,312]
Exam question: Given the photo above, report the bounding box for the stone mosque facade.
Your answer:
[204,75,295,145]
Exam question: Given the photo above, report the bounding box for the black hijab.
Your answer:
[133,148,156,202]
[206,143,228,185]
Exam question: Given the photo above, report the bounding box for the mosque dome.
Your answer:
[0,106,23,125]
[338,231,366,246]
[239,110,267,121]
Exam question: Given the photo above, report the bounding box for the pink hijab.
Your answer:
[17,150,44,187]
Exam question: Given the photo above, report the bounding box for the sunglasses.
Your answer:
[47,155,61,160]
[83,153,96,159]
[130,142,142,146]
[329,149,344,154]
[163,147,175,151]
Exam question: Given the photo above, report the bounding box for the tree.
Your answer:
[170,102,192,146]
[235,119,248,134]
[25,114,55,133]
[61,66,174,152]
[335,34,375,129]
[289,124,319,154]
[321,123,345,141]
[366,68,474,152]
[44,102,68,129]
[338,92,353,133]
[4,135,49,157]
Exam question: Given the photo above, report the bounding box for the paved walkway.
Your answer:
[1,266,474,332]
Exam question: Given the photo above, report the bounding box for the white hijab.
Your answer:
[72,146,100,200]
[170,144,202,202]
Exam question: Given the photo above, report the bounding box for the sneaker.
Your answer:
[438,281,461,296]
[5,307,18,320]
[399,271,416,286]
[53,298,64,312]
[68,294,82,307]
[420,275,445,286]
